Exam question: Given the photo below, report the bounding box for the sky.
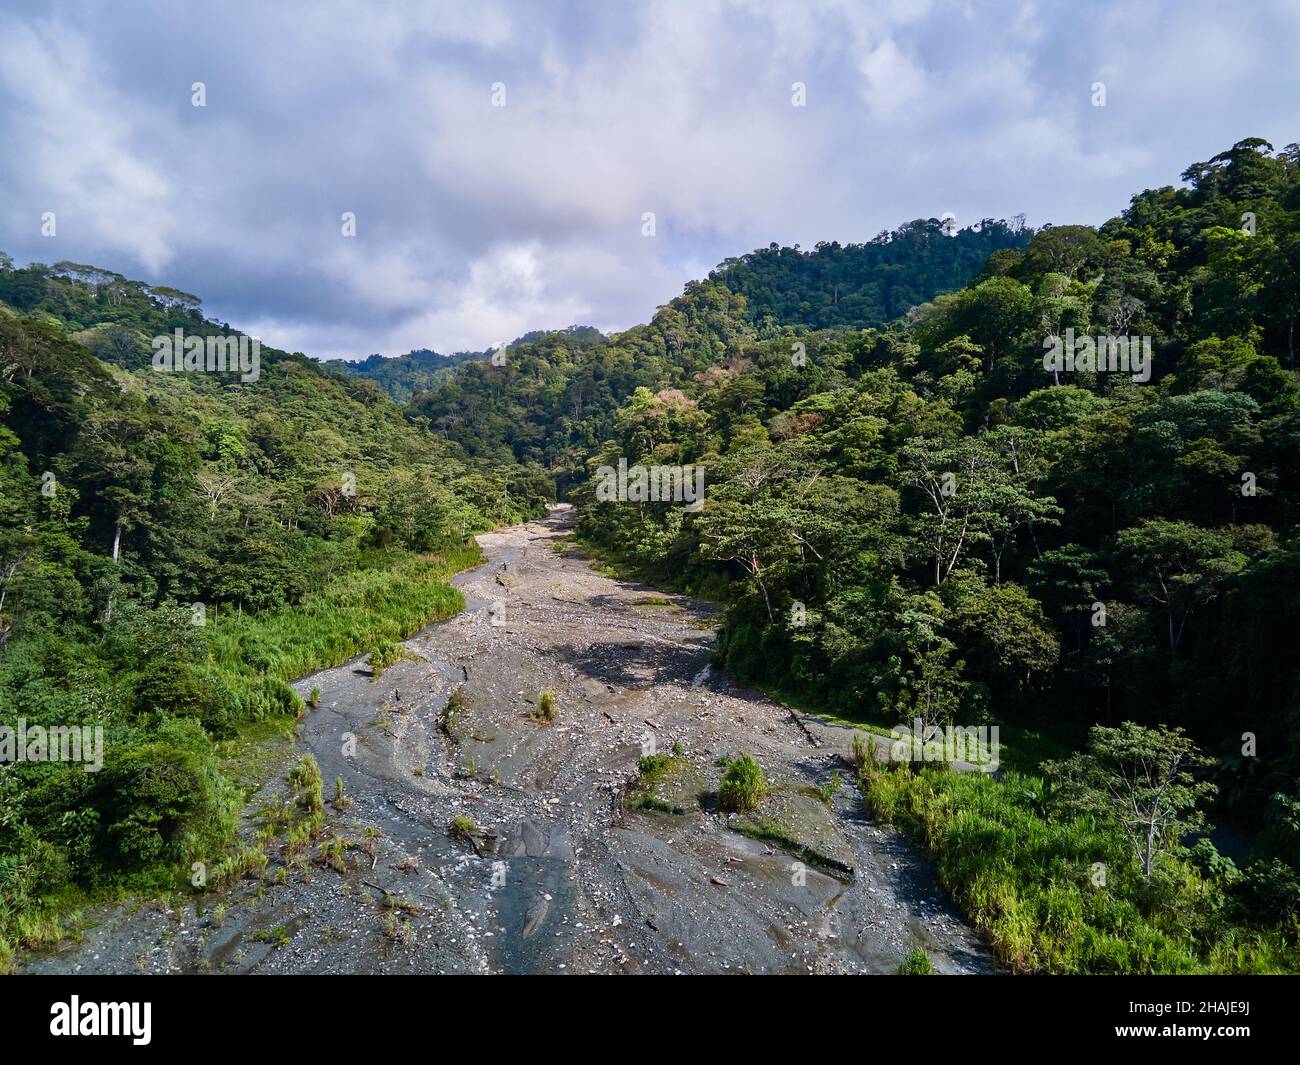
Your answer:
[1,0,1297,360]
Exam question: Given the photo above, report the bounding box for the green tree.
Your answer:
[1045,723,1215,881]
[1116,520,1244,651]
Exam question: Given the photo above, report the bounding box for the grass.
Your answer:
[202,544,479,721]
[439,685,468,744]
[368,641,412,679]
[253,925,291,948]
[752,677,1083,776]
[531,688,556,724]
[717,754,769,813]
[631,597,680,611]
[1,544,481,972]
[898,947,934,975]
[728,815,854,880]
[289,754,324,813]
[625,752,690,814]
[858,759,1298,974]
[812,769,842,806]
[449,815,478,842]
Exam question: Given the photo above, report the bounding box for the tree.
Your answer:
[1116,520,1244,651]
[889,594,967,738]
[952,582,1060,691]
[1045,723,1215,881]
[900,437,996,585]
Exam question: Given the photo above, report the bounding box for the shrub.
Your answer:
[368,641,407,679]
[898,947,934,974]
[93,718,242,870]
[853,760,1293,973]
[440,686,467,743]
[717,754,769,812]
[532,688,556,724]
[289,755,324,813]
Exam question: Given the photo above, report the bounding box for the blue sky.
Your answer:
[1,0,1297,359]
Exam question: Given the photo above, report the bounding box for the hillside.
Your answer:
[406,218,1029,484]
[709,217,1029,330]
[321,348,485,404]
[0,266,552,966]
[406,138,1300,972]
[3,137,1299,976]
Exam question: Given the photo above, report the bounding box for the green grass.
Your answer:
[531,688,556,724]
[625,752,690,814]
[717,754,769,813]
[1,544,480,971]
[728,815,854,880]
[202,545,479,720]
[756,681,1080,775]
[859,759,1298,974]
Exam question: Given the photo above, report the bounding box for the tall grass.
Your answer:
[201,545,479,720]
[717,754,769,813]
[858,760,1296,974]
[1,545,480,969]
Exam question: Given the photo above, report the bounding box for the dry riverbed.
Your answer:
[25,505,995,975]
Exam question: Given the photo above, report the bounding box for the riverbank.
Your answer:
[23,506,993,975]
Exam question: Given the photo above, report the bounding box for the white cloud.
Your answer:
[0,0,1295,357]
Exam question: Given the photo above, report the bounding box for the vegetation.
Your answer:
[627,751,689,814]
[288,755,323,813]
[367,640,410,679]
[861,751,1298,973]
[408,225,1027,492]
[544,139,1300,970]
[531,688,556,724]
[323,347,485,403]
[0,259,524,961]
[716,754,769,813]
[5,137,1300,974]
[897,947,934,975]
[813,769,842,807]
[448,814,477,842]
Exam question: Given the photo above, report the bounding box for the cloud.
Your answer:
[0,0,1295,358]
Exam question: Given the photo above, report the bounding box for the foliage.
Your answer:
[0,262,501,957]
[532,688,556,724]
[717,754,769,812]
[861,759,1297,974]
[1044,723,1216,881]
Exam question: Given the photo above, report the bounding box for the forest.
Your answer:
[2,137,1298,973]
[416,138,1300,972]
[0,260,551,966]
